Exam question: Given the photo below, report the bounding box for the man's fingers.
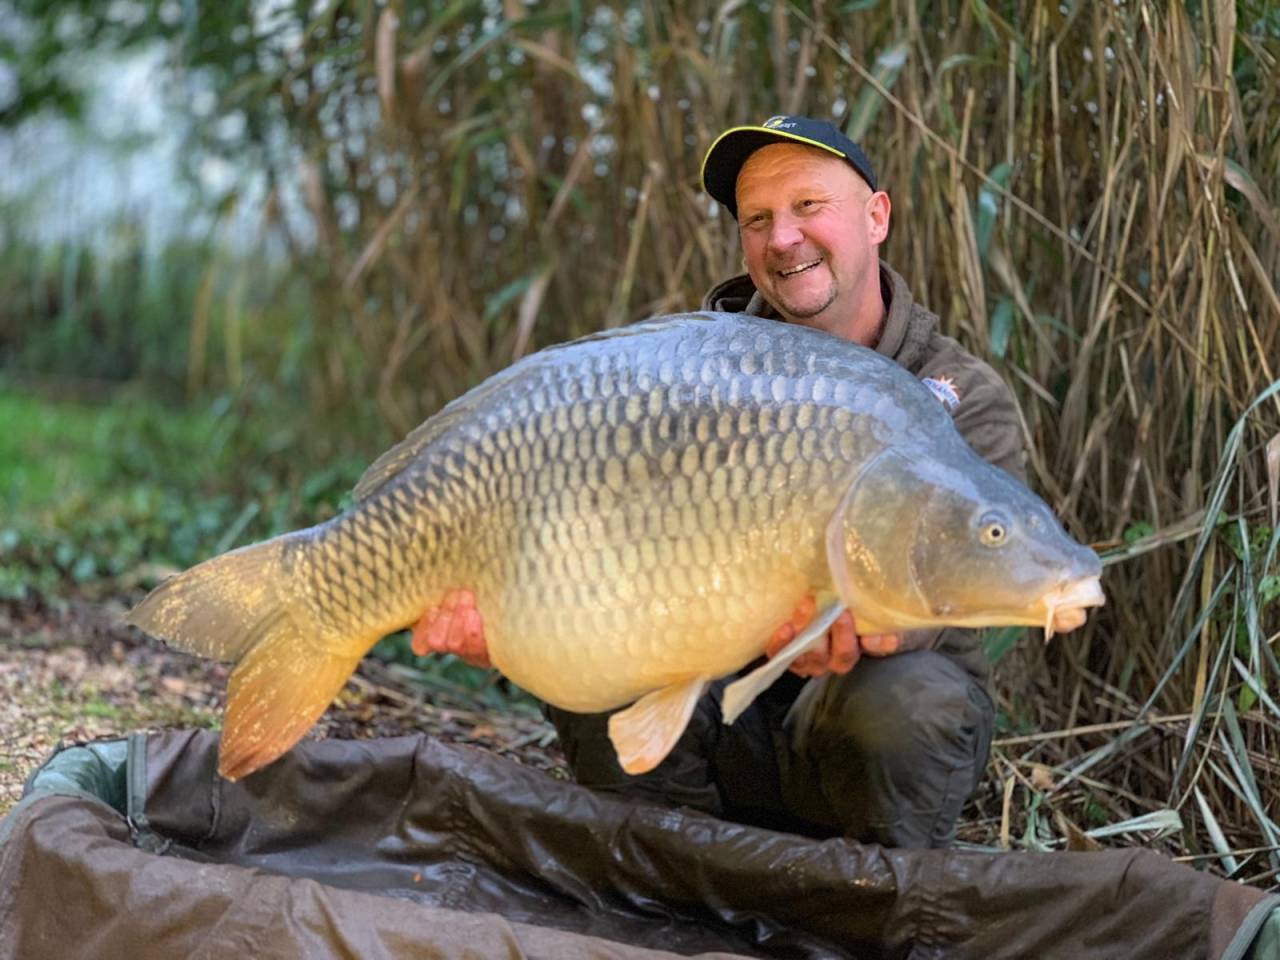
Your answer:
[445,603,470,653]
[789,647,829,677]
[828,612,859,674]
[788,634,832,677]
[766,621,795,659]
[791,594,816,632]
[409,606,438,656]
[410,589,492,666]
[461,606,491,667]
[463,606,483,644]
[425,612,451,654]
[767,593,816,661]
[861,633,903,656]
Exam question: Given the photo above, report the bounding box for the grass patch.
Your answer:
[0,387,221,507]
[80,699,123,720]
[0,382,367,598]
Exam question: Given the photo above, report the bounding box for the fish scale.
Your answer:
[127,312,1104,780]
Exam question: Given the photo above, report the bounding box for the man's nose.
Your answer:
[767,216,804,251]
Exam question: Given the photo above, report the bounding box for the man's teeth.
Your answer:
[779,258,821,277]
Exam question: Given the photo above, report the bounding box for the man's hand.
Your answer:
[410,588,491,668]
[765,595,910,678]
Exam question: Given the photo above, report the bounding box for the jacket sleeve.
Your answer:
[948,360,1027,485]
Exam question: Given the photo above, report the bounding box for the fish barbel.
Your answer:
[126,313,1104,780]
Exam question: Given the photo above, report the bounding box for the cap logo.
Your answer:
[762,116,794,129]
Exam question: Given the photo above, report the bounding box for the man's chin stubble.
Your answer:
[775,287,838,324]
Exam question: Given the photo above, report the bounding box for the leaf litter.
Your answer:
[0,591,566,815]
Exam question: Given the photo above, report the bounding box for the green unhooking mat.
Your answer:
[1,729,1277,959]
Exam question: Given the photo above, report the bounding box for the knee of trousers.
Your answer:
[796,651,994,779]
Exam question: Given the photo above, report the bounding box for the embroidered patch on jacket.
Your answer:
[922,376,961,411]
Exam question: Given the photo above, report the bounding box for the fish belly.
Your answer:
[484,519,826,712]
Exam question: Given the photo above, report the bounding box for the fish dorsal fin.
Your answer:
[351,363,530,501]
[352,416,450,502]
[608,675,710,774]
[351,315,720,502]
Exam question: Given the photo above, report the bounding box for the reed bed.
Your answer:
[3,0,1278,880]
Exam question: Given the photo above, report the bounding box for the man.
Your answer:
[421,116,1041,849]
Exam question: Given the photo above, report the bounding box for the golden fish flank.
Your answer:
[126,313,1104,782]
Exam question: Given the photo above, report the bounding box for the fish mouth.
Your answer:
[1039,576,1105,640]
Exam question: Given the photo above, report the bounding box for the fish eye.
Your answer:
[979,511,1010,547]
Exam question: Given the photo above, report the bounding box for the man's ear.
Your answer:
[866,190,892,244]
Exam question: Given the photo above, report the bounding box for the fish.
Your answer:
[125,312,1105,781]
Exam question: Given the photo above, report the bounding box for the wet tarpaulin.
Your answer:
[1,730,1277,960]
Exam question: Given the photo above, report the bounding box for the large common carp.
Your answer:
[127,313,1104,781]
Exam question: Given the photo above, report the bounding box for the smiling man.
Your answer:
[732,132,890,346]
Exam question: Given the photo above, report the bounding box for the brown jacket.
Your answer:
[702,261,1028,677]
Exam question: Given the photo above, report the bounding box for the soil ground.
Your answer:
[0,592,567,814]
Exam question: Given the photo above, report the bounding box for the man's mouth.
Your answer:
[777,257,822,278]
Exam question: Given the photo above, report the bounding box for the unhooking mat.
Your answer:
[1,729,1277,959]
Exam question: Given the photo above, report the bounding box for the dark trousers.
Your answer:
[544,651,994,849]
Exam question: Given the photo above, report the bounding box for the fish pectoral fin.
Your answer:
[608,676,710,775]
[220,635,362,782]
[721,601,846,727]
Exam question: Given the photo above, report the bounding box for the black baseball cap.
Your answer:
[700,115,878,220]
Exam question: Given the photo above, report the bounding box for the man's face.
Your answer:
[735,143,890,341]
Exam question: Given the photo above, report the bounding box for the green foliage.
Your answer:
[0,226,326,402]
[0,382,505,698]
[1222,521,1275,565]
[1123,523,1156,545]
[983,625,1022,665]
[0,385,365,598]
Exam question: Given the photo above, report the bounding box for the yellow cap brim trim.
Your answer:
[699,125,847,193]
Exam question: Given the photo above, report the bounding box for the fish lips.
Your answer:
[1037,572,1106,639]
[1041,575,1106,612]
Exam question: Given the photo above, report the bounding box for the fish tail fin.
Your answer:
[125,533,363,781]
[218,625,361,781]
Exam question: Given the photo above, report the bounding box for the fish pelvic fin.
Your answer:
[124,533,364,781]
[608,676,710,775]
[721,601,846,726]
